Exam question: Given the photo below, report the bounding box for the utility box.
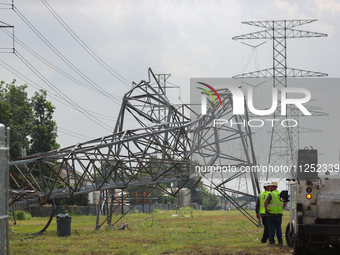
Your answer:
[178,188,191,207]
[56,214,71,237]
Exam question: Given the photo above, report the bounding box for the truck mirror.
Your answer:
[280,190,290,202]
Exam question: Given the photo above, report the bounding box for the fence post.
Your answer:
[0,124,10,255]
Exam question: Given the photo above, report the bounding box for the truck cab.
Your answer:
[286,149,340,254]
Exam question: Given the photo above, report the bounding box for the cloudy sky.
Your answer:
[0,0,339,166]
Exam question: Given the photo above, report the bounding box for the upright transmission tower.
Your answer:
[233,19,327,180]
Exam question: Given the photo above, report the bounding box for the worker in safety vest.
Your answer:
[264,180,288,245]
[255,181,272,243]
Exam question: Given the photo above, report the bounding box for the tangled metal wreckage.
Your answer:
[9,68,260,231]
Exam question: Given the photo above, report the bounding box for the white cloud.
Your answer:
[314,0,340,13]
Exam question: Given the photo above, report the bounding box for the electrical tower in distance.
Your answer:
[232,19,327,182]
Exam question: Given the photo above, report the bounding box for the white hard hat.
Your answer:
[263,181,271,188]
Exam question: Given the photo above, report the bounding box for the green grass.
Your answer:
[9,210,293,255]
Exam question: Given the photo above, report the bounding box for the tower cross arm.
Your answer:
[233,28,327,40]
[232,30,272,40]
[241,19,318,29]
[287,28,327,38]
[233,68,327,79]
[286,68,328,77]
[233,68,274,78]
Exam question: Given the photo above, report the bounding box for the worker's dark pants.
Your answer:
[267,215,283,244]
[261,215,269,243]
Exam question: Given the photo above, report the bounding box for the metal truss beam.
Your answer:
[241,19,318,29]
[233,68,328,79]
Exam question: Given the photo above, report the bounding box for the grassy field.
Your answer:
[9,210,293,255]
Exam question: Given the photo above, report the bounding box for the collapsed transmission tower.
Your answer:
[8,68,261,229]
[232,19,327,181]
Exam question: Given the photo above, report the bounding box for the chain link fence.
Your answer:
[0,124,10,255]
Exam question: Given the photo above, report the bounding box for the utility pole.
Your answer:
[21,127,26,157]
[0,123,10,255]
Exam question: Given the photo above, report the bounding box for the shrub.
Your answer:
[153,209,161,214]
[15,210,26,220]
[25,213,33,220]
[62,205,82,216]
[181,206,196,212]
[69,205,82,216]
[15,210,32,220]
[61,205,69,214]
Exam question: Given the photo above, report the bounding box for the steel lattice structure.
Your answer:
[8,68,261,229]
[233,19,327,180]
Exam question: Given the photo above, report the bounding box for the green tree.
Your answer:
[201,187,219,210]
[0,80,59,157]
[0,80,32,158]
[29,90,59,154]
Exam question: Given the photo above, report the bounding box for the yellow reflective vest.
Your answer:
[259,190,270,214]
[267,190,283,214]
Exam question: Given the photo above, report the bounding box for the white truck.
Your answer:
[285,149,340,255]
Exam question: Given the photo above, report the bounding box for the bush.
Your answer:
[181,206,196,212]
[69,205,82,216]
[15,210,26,220]
[61,205,69,214]
[25,213,33,220]
[153,209,161,214]
[15,210,32,220]
[61,205,82,216]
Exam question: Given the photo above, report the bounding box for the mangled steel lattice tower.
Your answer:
[9,68,260,229]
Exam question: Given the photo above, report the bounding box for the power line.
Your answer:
[1,28,122,104]
[41,0,132,87]
[66,0,147,70]
[0,59,135,124]
[13,6,123,105]
[0,59,117,121]
[0,95,96,151]
[58,127,95,140]
[14,50,112,132]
